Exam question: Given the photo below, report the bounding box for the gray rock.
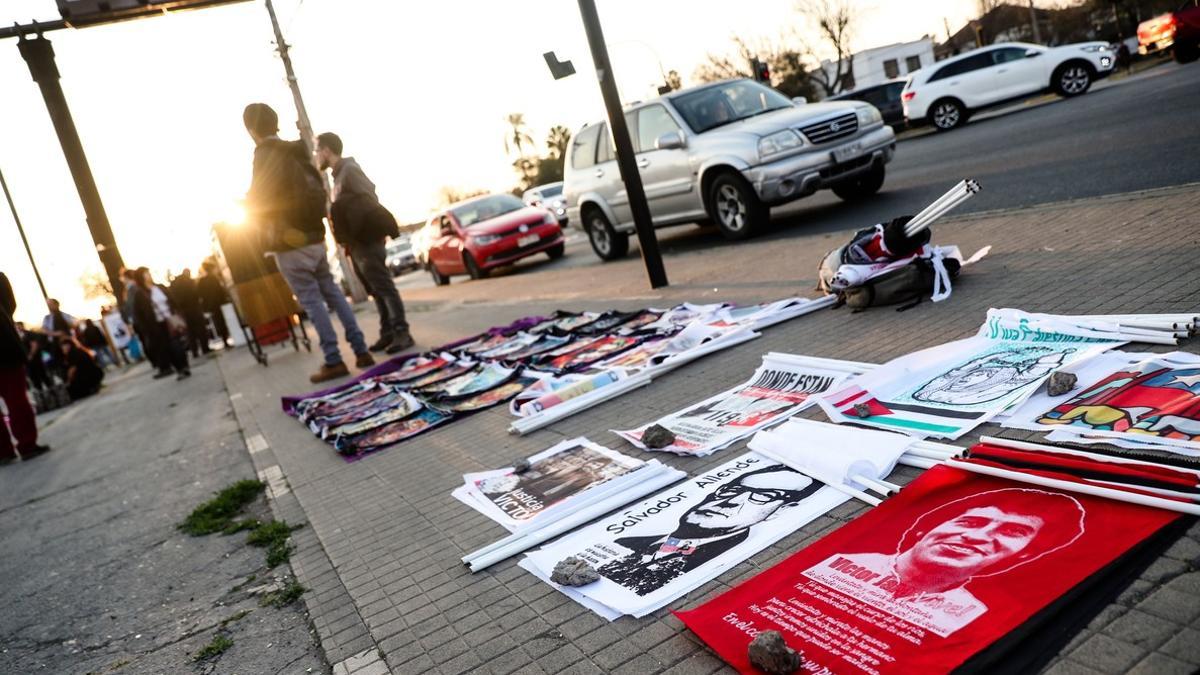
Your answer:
[549,557,600,586]
[1047,371,1077,396]
[748,630,802,675]
[853,403,872,418]
[512,459,531,474]
[641,424,676,449]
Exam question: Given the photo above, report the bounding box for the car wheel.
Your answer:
[708,173,766,241]
[546,243,566,260]
[464,253,489,280]
[429,264,449,286]
[831,163,886,201]
[928,98,965,131]
[1053,62,1093,96]
[1175,42,1200,64]
[584,207,629,261]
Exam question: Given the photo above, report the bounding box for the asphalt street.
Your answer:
[396,59,1199,291]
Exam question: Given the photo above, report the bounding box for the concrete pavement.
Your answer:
[213,183,1200,674]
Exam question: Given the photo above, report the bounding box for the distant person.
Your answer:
[79,318,115,370]
[242,103,374,383]
[59,339,104,401]
[121,268,154,368]
[0,272,51,463]
[317,132,414,355]
[14,321,53,392]
[169,268,209,357]
[41,297,76,340]
[132,267,191,380]
[197,261,232,348]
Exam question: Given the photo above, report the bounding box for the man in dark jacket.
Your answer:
[317,131,414,355]
[197,261,232,348]
[169,269,208,357]
[243,103,374,384]
[0,272,50,463]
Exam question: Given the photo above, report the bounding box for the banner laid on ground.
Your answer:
[1004,351,1200,455]
[817,312,1117,439]
[614,355,858,457]
[453,438,645,531]
[521,452,850,619]
[677,464,1178,674]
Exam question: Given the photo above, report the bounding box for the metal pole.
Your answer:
[576,0,668,289]
[16,32,125,302]
[1027,0,1042,44]
[262,0,366,302]
[0,164,48,302]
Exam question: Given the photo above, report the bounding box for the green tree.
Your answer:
[503,113,534,158]
[546,125,572,160]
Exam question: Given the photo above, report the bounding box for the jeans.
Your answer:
[274,242,368,366]
[0,365,37,458]
[350,239,409,336]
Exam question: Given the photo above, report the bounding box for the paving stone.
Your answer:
[1103,610,1178,651]
[1127,652,1197,675]
[1137,587,1200,625]
[1157,627,1200,664]
[1070,633,1147,673]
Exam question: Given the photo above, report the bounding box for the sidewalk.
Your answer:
[218,183,1200,674]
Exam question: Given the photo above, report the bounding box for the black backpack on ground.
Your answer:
[840,257,961,311]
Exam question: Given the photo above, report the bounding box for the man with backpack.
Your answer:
[317,132,414,355]
[242,103,374,383]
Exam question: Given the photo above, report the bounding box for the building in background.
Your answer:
[818,37,935,98]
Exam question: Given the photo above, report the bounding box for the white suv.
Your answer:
[903,41,1116,131]
[563,78,895,260]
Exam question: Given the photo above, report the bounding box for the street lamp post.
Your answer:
[575,0,668,289]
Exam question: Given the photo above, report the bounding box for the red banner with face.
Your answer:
[676,464,1179,674]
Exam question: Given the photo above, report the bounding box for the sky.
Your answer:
[0,0,982,324]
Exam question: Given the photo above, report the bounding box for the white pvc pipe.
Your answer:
[906,191,973,236]
[898,455,938,469]
[906,180,968,233]
[752,445,882,506]
[850,474,897,496]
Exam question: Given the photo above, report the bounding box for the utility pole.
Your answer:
[1028,0,1042,44]
[0,164,48,301]
[576,0,668,289]
[16,32,125,302]
[262,0,366,302]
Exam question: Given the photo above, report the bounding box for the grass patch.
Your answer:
[178,480,265,536]
[246,520,302,568]
[260,579,306,608]
[193,634,233,661]
[219,609,252,627]
[222,518,261,535]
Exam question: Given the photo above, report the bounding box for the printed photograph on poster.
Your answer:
[454,438,645,530]
[676,464,1179,674]
[614,355,847,456]
[334,408,452,455]
[432,376,541,414]
[523,452,850,618]
[1004,351,1200,454]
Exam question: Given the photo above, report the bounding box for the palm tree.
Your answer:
[545,125,572,161]
[503,113,534,158]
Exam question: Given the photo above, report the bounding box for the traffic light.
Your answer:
[750,57,771,84]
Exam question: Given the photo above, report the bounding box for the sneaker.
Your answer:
[355,352,376,369]
[384,332,416,355]
[369,334,394,352]
[20,445,51,461]
[176,370,192,381]
[311,361,350,383]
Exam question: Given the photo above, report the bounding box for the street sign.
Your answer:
[56,0,250,27]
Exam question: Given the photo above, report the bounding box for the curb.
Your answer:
[218,361,394,675]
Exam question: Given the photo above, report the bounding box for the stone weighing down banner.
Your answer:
[614,355,853,456]
[521,452,850,619]
[677,464,1178,674]
[818,314,1117,439]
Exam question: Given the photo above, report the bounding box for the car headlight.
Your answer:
[555,207,566,216]
[757,129,804,160]
[856,106,882,126]
[471,233,503,245]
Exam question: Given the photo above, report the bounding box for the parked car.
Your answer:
[522,182,568,226]
[563,78,895,260]
[1138,1,1200,63]
[384,236,418,276]
[415,193,565,285]
[902,41,1116,132]
[827,80,907,129]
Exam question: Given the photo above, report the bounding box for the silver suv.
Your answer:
[563,78,896,260]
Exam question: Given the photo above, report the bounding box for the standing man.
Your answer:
[169,269,208,357]
[41,297,76,340]
[0,272,51,464]
[317,132,414,355]
[242,103,374,383]
[197,261,233,349]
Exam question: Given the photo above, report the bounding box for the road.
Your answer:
[396,59,1199,293]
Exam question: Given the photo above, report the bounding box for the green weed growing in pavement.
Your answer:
[222,518,261,535]
[193,633,234,661]
[219,609,252,627]
[178,480,265,535]
[247,520,302,568]
[260,579,306,608]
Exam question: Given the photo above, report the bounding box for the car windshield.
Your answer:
[451,194,525,227]
[539,185,563,198]
[672,80,794,133]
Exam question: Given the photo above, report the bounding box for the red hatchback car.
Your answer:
[419,193,565,284]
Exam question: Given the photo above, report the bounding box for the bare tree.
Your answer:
[79,268,115,304]
[693,34,818,101]
[796,0,858,97]
[503,113,534,158]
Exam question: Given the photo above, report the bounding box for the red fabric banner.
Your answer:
[677,465,1178,674]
